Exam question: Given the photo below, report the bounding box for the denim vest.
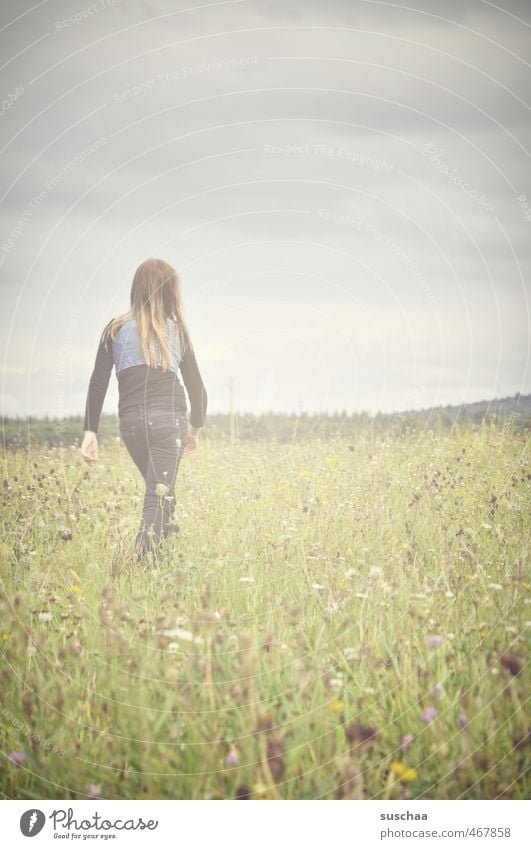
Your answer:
[111,317,183,376]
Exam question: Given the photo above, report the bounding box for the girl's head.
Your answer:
[103,258,192,370]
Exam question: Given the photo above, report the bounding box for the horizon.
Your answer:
[2,388,528,423]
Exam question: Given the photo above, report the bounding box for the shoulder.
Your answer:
[100,317,123,350]
[109,316,136,337]
[99,318,114,345]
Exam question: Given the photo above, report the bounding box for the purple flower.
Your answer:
[7,751,26,767]
[87,784,102,799]
[401,733,414,752]
[422,707,439,723]
[225,750,240,766]
[427,635,444,647]
[458,713,468,728]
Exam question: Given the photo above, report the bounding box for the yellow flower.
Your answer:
[390,761,417,782]
[252,782,268,799]
[400,543,410,551]
[329,699,345,713]
[71,585,81,594]
[2,632,10,642]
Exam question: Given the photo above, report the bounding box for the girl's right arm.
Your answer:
[81,325,114,461]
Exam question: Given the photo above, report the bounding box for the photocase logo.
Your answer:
[20,809,45,837]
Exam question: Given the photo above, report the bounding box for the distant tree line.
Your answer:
[1,393,529,449]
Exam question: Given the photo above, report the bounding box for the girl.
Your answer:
[80,258,207,560]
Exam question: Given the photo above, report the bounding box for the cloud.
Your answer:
[1,0,529,417]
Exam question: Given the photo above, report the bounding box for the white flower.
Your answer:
[312,583,325,590]
[481,523,492,530]
[343,647,360,661]
[38,612,52,622]
[488,583,503,591]
[155,627,204,645]
[239,577,255,584]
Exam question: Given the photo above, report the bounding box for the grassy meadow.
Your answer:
[0,420,529,800]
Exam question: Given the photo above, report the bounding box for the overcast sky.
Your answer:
[1,0,530,419]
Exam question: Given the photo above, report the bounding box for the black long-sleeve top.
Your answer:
[83,328,208,433]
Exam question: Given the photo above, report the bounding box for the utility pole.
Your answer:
[229,375,235,443]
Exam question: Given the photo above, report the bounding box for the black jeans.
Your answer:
[119,404,189,557]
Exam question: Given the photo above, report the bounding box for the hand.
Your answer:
[81,431,99,464]
[183,426,200,455]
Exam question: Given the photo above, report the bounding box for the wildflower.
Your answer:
[400,543,409,551]
[38,612,52,622]
[155,627,204,645]
[235,784,251,800]
[422,707,439,723]
[401,733,414,752]
[344,723,377,746]
[343,647,360,661]
[390,761,417,782]
[7,751,26,767]
[239,577,255,584]
[71,585,81,594]
[432,682,445,700]
[500,651,522,677]
[458,713,468,728]
[2,632,10,642]
[312,583,325,590]
[481,523,492,530]
[87,784,102,799]
[427,635,444,647]
[155,483,168,497]
[225,749,240,766]
[329,699,345,713]
[488,583,503,591]
[252,782,268,799]
[369,566,383,578]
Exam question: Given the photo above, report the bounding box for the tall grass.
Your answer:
[0,422,528,799]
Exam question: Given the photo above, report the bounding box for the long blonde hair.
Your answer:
[102,258,193,370]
